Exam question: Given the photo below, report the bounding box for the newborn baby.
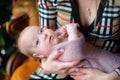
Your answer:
[18,23,120,74]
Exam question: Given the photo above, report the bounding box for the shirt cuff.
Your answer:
[114,67,120,77]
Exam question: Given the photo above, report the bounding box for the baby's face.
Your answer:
[21,27,62,57]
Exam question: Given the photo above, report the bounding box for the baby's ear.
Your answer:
[33,53,45,58]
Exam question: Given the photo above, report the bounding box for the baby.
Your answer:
[18,23,120,74]
[17,23,81,61]
[17,23,81,79]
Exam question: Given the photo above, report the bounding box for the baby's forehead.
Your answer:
[22,27,40,35]
[20,27,40,44]
[26,26,40,31]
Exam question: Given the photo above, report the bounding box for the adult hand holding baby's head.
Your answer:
[41,50,80,75]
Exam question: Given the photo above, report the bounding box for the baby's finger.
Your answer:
[75,23,80,27]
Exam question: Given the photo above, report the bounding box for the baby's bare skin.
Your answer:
[50,37,120,73]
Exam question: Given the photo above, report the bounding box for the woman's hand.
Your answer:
[70,68,120,80]
[41,50,80,74]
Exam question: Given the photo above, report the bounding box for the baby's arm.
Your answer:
[56,23,80,41]
[61,23,80,41]
[66,23,80,41]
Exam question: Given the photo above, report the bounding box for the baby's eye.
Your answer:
[36,40,39,45]
[39,28,43,33]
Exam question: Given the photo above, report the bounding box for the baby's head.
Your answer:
[17,26,62,59]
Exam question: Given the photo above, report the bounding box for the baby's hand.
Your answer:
[59,26,68,37]
[55,26,68,38]
[63,23,80,41]
[64,23,79,35]
[56,23,80,40]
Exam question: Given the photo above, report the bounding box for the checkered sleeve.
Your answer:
[37,0,57,30]
[115,67,120,77]
[29,68,57,80]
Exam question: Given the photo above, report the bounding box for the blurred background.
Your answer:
[0,0,15,79]
[0,0,39,80]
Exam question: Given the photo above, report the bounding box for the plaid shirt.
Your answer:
[37,0,120,52]
[29,0,120,79]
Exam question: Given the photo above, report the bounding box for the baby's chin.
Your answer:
[53,37,63,44]
[53,40,61,47]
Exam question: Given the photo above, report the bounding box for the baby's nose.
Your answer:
[41,33,48,40]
